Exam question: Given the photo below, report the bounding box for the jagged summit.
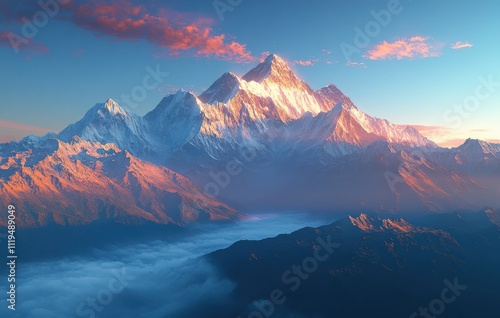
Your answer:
[316,84,356,109]
[98,98,129,116]
[242,53,304,87]
[54,51,436,160]
[458,138,500,154]
[200,54,298,104]
[348,213,421,233]
[3,51,500,220]
[199,72,241,104]
[242,54,290,83]
[58,98,148,152]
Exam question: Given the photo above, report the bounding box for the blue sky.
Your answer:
[0,0,499,146]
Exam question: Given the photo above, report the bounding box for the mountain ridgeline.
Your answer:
[204,210,500,318]
[1,54,500,227]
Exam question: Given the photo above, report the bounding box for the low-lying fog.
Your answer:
[0,213,332,318]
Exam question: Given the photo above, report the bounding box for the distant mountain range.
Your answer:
[1,54,500,227]
[204,210,500,318]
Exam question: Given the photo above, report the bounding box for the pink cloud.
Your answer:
[411,125,452,136]
[365,36,440,60]
[411,125,455,147]
[486,139,500,145]
[71,0,254,62]
[438,138,468,148]
[450,41,473,50]
[411,125,499,148]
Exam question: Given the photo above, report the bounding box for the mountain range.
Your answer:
[1,54,500,227]
[204,210,500,318]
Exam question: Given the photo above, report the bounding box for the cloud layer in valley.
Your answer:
[0,213,330,318]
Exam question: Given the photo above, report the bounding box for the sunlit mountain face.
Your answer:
[1,54,500,318]
[2,54,499,230]
[1,1,500,317]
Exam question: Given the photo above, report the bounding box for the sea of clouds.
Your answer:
[0,213,331,318]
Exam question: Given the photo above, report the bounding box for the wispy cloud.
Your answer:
[438,138,468,148]
[345,61,366,68]
[411,125,460,147]
[365,36,440,60]
[0,119,54,142]
[294,59,318,66]
[0,119,53,134]
[293,56,337,67]
[157,83,206,96]
[411,125,498,148]
[0,31,49,54]
[411,125,453,135]
[450,41,473,50]
[258,51,272,62]
[71,0,254,62]
[71,48,86,57]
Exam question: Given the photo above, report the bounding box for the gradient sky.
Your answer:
[1,0,499,146]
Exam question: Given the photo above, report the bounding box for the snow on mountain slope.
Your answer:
[144,90,205,154]
[56,54,435,164]
[0,137,237,228]
[198,54,324,124]
[457,138,500,158]
[182,54,435,161]
[315,84,356,109]
[196,54,435,155]
[4,53,497,218]
[422,138,500,174]
[59,99,153,156]
[199,72,241,104]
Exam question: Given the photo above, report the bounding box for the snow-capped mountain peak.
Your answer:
[199,72,241,104]
[56,53,436,164]
[58,99,148,153]
[242,53,307,89]
[242,54,291,83]
[315,84,356,110]
[102,98,128,116]
[4,53,500,221]
[458,138,499,154]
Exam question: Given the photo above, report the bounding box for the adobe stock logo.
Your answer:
[340,0,404,61]
[6,0,71,53]
[203,146,256,198]
[409,277,467,318]
[118,65,169,110]
[443,75,500,129]
[384,148,428,193]
[76,268,135,318]
[237,235,341,318]
[213,0,243,21]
